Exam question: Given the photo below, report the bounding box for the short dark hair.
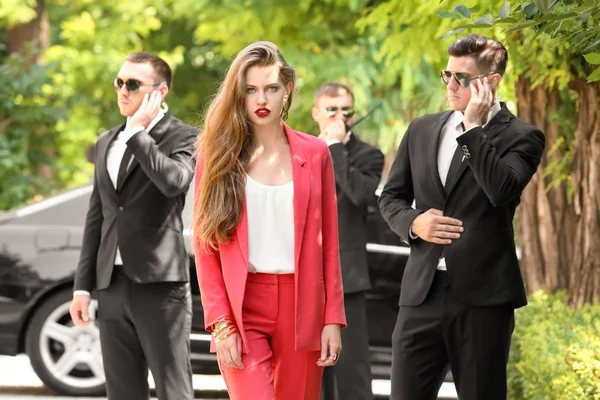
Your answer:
[448,34,508,76]
[314,82,355,104]
[126,52,173,89]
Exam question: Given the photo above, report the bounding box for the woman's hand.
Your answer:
[317,323,342,367]
[216,332,245,369]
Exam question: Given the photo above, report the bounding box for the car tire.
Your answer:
[25,288,106,396]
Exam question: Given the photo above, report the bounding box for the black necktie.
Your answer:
[116,147,133,191]
[444,122,465,193]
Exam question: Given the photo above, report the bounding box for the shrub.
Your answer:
[508,291,600,400]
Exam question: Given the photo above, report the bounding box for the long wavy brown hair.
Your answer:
[192,41,296,251]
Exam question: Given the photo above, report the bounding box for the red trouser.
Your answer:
[219,273,323,400]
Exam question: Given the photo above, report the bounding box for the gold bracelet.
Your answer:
[214,325,234,339]
[213,320,236,334]
[214,327,238,343]
[215,325,238,339]
[210,315,233,332]
[213,322,238,342]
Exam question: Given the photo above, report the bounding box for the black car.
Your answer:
[0,181,409,397]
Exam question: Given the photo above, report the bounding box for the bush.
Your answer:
[508,291,600,400]
[0,51,64,210]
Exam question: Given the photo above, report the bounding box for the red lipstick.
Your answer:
[255,108,271,118]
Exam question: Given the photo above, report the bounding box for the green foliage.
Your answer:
[441,0,600,82]
[176,0,439,151]
[508,291,600,399]
[0,52,64,210]
[0,0,37,28]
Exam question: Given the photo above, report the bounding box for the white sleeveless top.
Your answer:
[245,174,295,274]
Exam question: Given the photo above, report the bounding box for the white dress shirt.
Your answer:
[74,105,167,297]
[245,174,295,274]
[410,101,502,271]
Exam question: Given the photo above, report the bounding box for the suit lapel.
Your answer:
[119,113,172,191]
[284,123,309,270]
[429,111,454,201]
[100,124,125,198]
[444,105,512,196]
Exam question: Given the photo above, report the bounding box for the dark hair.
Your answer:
[448,34,508,76]
[314,82,355,104]
[126,52,173,89]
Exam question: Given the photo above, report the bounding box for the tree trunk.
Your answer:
[516,74,600,307]
[5,0,54,181]
[568,76,600,306]
[5,0,49,65]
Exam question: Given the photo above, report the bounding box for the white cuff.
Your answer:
[73,290,91,297]
[409,227,419,240]
[463,125,481,134]
[121,126,144,142]
[326,139,341,146]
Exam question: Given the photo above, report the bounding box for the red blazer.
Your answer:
[194,123,346,353]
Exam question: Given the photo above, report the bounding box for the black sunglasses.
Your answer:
[440,71,494,88]
[324,106,355,118]
[113,78,162,94]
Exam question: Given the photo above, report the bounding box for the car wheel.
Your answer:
[25,288,106,396]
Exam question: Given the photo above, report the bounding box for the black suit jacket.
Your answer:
[74,113,198,292]
[329,133,384,294]
[378,104,545,308]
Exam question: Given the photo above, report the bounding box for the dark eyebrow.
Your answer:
[245,82,281,88]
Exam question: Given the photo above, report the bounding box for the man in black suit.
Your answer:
[313,83,384,400]
[378,34,545,400]
[69,52,197,400]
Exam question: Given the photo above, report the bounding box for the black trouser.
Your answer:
[390,270,514,400]
[97,266,193,400]
[322,291,373,400]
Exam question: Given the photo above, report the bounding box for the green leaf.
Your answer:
[536,11,577,23]
[579,10,593,21]
[583,39,600,53]
[473,14,493,25]
[523,4,538,17]
[499,2,510,19]
[453,5,471,18]
[492,17,519,24]
[533,0,548,13]
[435,10,462,19]
[348,0,362,12]
[583,53,600,65]
[586,66,600,83]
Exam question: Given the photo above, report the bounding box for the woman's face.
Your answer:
[244,64,291,128]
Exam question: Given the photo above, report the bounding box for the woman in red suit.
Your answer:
[191,41,346,400]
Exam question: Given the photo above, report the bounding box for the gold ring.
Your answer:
[330,353,338,362]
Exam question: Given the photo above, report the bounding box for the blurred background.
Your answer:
[1,0,599,398]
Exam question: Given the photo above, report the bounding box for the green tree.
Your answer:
[1,0,451,212]
[176,0,445,152]
[0,0,63,209]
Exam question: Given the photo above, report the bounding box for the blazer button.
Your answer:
[118,207,123,211]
